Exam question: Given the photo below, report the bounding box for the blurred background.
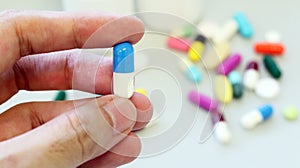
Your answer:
[0,0,300,168]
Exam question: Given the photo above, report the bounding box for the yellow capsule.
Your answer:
[188,34,206,62]
[135,88,148,96]
[214,75,233,104]
[203,42,231,70]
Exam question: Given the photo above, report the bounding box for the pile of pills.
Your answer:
[165,12,297,145]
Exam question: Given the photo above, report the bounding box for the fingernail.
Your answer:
[102,98,137,135]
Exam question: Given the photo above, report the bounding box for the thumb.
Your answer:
[0,96,137,168]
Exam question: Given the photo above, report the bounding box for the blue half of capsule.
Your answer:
[113,42,134,73]
[258,104,273,121]
[234,12,254,38]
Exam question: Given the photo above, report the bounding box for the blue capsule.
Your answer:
[241,104,274,129]
[185,66,202,83]
[113,42,134,73]
[233,12,254,38]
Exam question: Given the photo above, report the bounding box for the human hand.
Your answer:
[0,10,152,168]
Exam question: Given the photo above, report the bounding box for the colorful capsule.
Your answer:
[211,109,232,144]
[188,34,207,62]
[213,19,238,43]
[233,12,254,38]
[263,55,282,79]
[113,42,135,98]
[171,25,194,38]
[243,60,259,90]
[203,42,231,70]
[254,42,285,55]
[54,91,66,101]
[167,37,191,52]
[216,53,242,75]
[214,75,233,104]
[241,104,273,129]
[179,57,202,83]
[228,71,243,99]
[188,91,219,111]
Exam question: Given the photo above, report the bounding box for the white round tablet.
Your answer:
[255,77,280,99]
[265,30,281,43]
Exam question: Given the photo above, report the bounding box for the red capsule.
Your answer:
[254,42,285,55]
[246,61,259,70]
[167,37,191,52]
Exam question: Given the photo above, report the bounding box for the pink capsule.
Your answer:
[188,91,219,112]
[167,37,191,52]
[216,53,242,75]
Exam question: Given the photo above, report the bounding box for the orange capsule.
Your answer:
[254,42,285,55]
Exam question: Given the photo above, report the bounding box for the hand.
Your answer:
[0,10,153,168]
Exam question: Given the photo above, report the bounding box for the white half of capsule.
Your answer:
[241,110,263,130]
[243,69,260,90]
[113,72,135,98]
[214,121,232,144]
[213,19,238,43]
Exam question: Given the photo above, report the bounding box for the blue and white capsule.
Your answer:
[233,12,254,38]
[241,104,273,130]
[113,42,135,98]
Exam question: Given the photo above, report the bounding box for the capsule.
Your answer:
[213,19,238,43]
[243,60,259,90]
[179,57,202,83]
[214,75,233,104]
[203,42,231,70]
[188,34,207,62]
[228,71,243,99]
[167,37,191,52]
[171,25,194,38]
[197,21,220,39]
[188,91,219,111]
[216,53,242,75]
[233,12,254,38]
[254,42,285,55]
[241,104,273,129]
[113,42,135,98]
[54,91,66,101]
[211,109,232,144]
[263,55,282,79]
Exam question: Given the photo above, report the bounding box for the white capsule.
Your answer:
[243,69,259,90]
[214,121,232,144]
[197,21,220,39]
[213,19,238,43]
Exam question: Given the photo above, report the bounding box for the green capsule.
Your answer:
[232,83,243,99]
[54,91,66,101]
[263,55,282,79]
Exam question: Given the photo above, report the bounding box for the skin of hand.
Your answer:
[0,10,153,168]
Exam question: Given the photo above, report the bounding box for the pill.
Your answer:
[254,42,285,55]
[255,77,280,99]
[167,37,191,52]
[216,53,242,75]
[135,88,147,96]
[211,109,232,144]
[283,106,298,121]
[188,34,207,62]
[233,12,254,38]
[171,25,194,37]
[188,91,219,111]
[54,91,66,101]
[213,19,238,43]
[265,30,281,43]
[179,57,202,83]
[241,104,273,129]
[113,42,135,98]
[263,55,282,79]
[197,21,220,39]
[243,60,259,90]
[203,42,231,70]
[214,75,233,104]
[228,71,243,99]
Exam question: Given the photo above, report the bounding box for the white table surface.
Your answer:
[1,0,300,168]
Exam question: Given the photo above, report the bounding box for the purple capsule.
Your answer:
[216,53,242,75]
[188,91,219,112]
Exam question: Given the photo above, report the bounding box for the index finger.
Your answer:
[0,10,144,73]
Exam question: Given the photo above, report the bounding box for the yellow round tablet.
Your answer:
[214,75,233,104]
